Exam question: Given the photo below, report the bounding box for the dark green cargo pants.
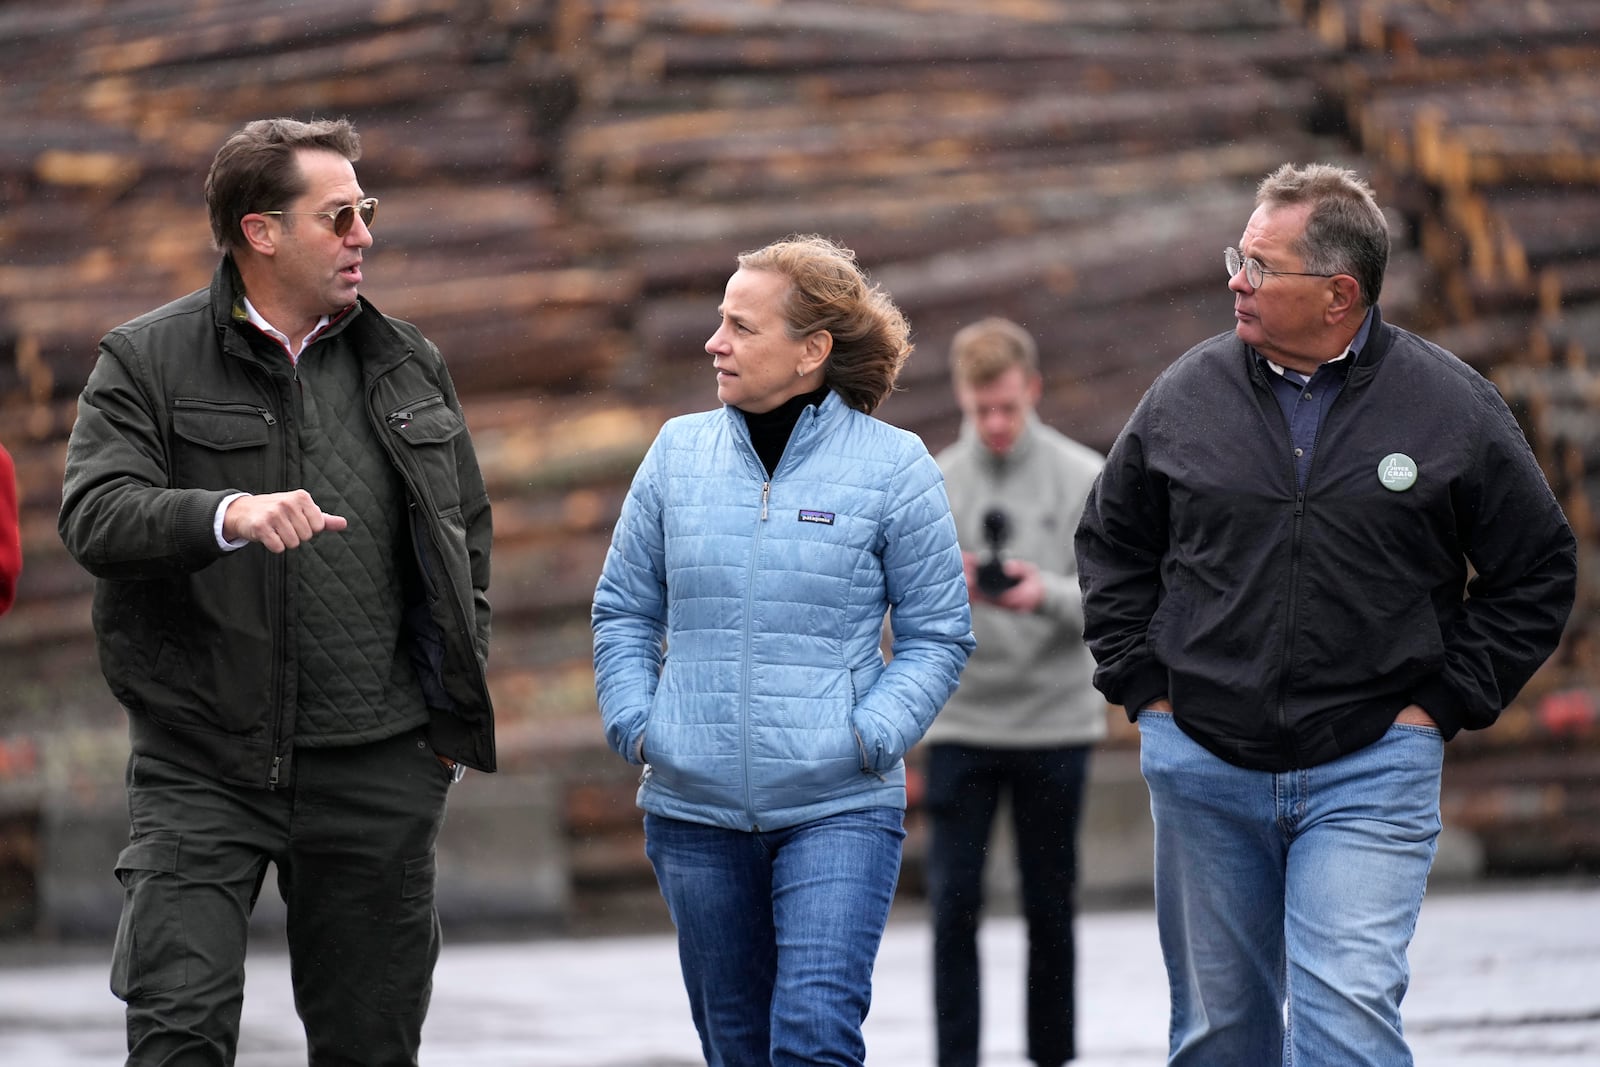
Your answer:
[111,726,454,1066]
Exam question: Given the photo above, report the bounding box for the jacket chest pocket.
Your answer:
[171,398,275,491]
[385,394,465,512]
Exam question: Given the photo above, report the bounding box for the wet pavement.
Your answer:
[0,880,1596,1065]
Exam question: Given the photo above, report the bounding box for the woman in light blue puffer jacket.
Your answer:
[593,235,974,1066]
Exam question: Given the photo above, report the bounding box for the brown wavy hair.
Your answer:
[737,235,912,414]
[948,316,1038,387]
[205,117,362,254]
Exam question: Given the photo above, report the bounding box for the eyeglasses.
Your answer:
[258,197,378,237]
[1224,246,1335,289]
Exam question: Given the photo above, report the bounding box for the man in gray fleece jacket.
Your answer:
[924,317,1106,1067]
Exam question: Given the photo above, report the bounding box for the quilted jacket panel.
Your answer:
[593,393,974,831]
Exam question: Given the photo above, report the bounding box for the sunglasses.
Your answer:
[258,197,379,237]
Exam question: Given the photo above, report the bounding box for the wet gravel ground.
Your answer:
[0,880,1595,1066]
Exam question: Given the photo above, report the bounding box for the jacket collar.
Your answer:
[1343,304,1391,386]
[208,256,410,375]
[1242,304,1393,388]
[722,386,844,433]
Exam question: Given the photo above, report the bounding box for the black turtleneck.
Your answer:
[740,386,829,477]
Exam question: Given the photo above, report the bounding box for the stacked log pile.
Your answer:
[0,1,634,825]
[549,0,1363,902]
[0,0,1591,927]
[1288,0,1600,871]
[558,0,1360,449]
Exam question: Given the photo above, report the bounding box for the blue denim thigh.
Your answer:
[645,807,905,1067]
[645,813,779,1066]
[769,806,904,1066]
[1139,711,1289,1066]
[1283,723,1442,1067]
[1140,712,1445,1067]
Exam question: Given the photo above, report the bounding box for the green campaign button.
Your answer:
[1378,453,1417,491]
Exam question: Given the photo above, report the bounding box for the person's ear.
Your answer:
[1325,274,1361,325]
[798,330,833,377]
[239,214,276,257]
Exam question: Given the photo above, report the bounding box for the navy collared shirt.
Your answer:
[1259,308,1374,487]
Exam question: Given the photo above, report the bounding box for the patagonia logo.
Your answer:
[1377,453,1418,492]
[798,509,835,525]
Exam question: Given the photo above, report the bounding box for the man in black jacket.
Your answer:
[1075,163,1575,1067]
[60,118,495,1066]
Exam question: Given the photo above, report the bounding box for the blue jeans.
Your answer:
[644,807,906,1067]
[1138,711,1443,1067]
[924,743,1091,1067]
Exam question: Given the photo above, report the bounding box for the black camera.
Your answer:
[975,508,1021,596]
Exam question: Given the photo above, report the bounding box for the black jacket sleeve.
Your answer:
[1409,376,1577,736]
[1074,387,1172,720]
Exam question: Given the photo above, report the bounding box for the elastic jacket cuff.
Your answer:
[1119,665,1170,724]
[1409,676,1467,739]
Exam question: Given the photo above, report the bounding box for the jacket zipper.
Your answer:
[211,337,293,789]
[172,397,278,427]
[1270,369,1350,759]
[268,372,293,788]
[732,404,821,829]
[739,477,768,829]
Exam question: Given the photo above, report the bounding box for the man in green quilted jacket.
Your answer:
[59,117,495,1067]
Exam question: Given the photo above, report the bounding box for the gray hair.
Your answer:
[1256,163,1388,308]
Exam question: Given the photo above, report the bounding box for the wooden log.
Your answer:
[567,78,1319,192]
[617,25,1320,86]
[1429,314,1536,372]
[1530,302,1600,368]
[1365,1,1600,60]
[588,137,1329,290]
[1540,261,1600,318]
[76,0,465,75]
[585,0,1295,44]
[465,396,663,497]
[1484,190,1600,283]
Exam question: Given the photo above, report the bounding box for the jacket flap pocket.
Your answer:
[173,409,271,451]
[390,397,464,446]
[116,832,179,875]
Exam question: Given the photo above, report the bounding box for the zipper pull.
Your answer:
[389,410,414,430]
[258,408,277,426]
[268,755,283,788]
[761,481,770,521]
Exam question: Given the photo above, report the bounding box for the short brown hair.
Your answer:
[205,117,362,253]
[948,317,1038,387]
[737,234,912,415]
[1256,162,1388,309]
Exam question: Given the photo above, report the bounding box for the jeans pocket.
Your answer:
[378,852,440,1016]
[110,832,188,1000]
